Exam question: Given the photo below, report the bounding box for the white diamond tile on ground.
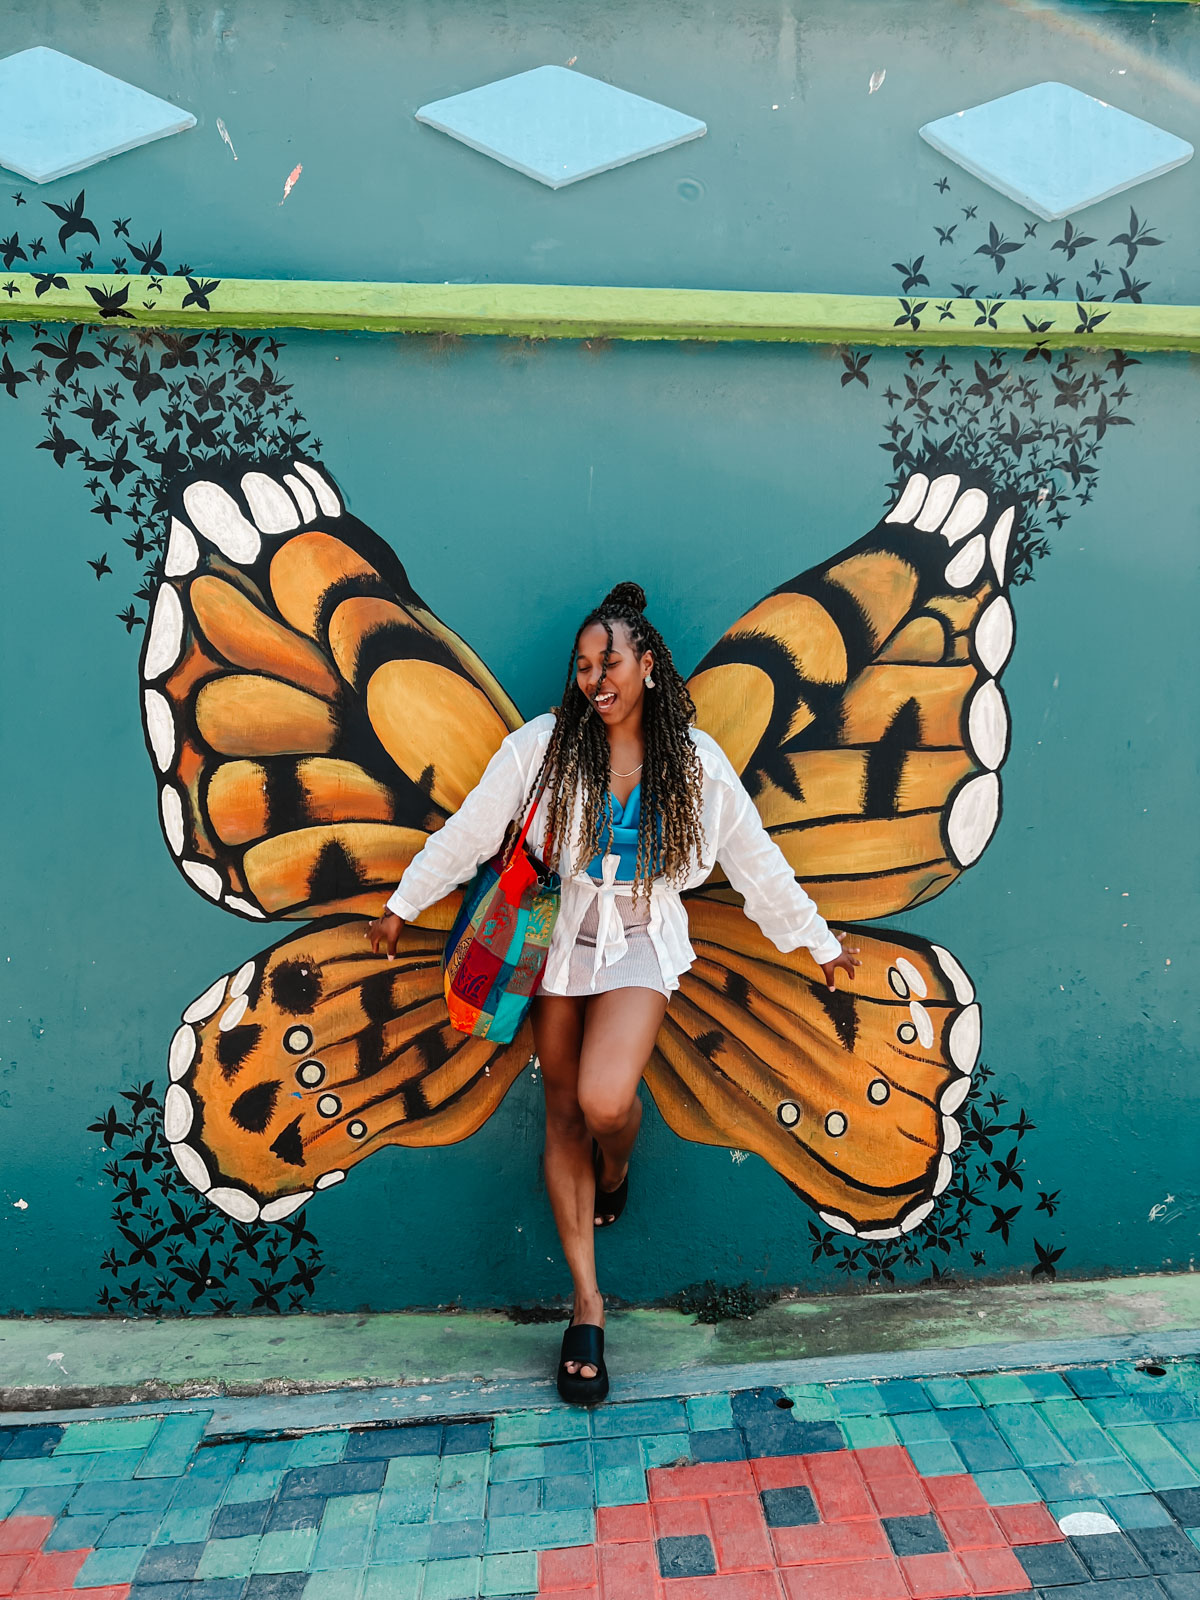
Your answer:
[919,80,1192,221]
[415,64,705,188]
[0,46,196,184]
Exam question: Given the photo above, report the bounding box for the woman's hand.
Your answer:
[367,911,406,959]
[820,931,861,992]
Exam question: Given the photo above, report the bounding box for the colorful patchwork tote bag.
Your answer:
[442,787,560,1042]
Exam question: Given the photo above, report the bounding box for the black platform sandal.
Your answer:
[593,1141,629,1228]
[556,1322,609,1407]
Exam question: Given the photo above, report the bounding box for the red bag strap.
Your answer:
[502,768,553,871]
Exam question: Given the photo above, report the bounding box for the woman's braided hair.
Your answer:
[529,581,706,900]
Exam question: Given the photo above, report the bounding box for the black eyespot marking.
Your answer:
[270,958,322,1015]
[231,1080,280,1133]
[269,1116,306,1168]
[216,1023,262,1079]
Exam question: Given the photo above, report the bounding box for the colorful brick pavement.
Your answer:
[1,1359,1199,1599]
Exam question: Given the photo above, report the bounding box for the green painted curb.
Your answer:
[3,275,1199,350]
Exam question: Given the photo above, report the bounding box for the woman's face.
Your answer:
[575,621,653,728]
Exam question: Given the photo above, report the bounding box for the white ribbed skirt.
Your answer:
[563,891,670,997]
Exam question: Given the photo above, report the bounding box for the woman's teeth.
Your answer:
[595,692,617,708]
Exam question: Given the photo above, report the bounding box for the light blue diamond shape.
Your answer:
[920,81,1192,221]
[0,46,196,184]
[415,65,705,189]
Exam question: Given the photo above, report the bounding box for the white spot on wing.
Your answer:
[164,518,199,577]
[914,474,960,531]
[942,1115,963,1154]
[242,471,300,534]
[229,960,256,999]
[948,773,1000,867]
[171,1141,211,1194]
[949,1004,982,1074]
[933,1153,954,1194]
[884,473,929,525]
[184,978,227,1025]
[143,585,184,679]
[283,473,318,521]
[819,1210,857,1235]
[990,506,1014,582]
[182,860,224,900]
[940,1075,971,1115]
[144,690,175,773]
[945,532,986,589]
[975,596,1014,674]
[908,1000,934,1048]
[160,786,185,855]
[225,895,265,919]
[315,1170,345,1190]
[207,1186,261,1222]
[901,1200,935,1232]
[932,945,974,1004]
[967,681,1009,770]
[218,994,249,1031]
[293,461,341,516]
[894,957,927,999]
[163,1083,194,1141]
[939,487,988,545]
[887,966,910,999]
[183,481,262,564]
[261,1191,313,1222]
[168,1024,197,1081]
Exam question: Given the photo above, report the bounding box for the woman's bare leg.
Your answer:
[577,988,669,1224]
[533,993,601,1377]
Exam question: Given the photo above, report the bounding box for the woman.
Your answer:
[368,582,858,1405]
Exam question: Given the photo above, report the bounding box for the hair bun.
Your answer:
[602,580,647,613]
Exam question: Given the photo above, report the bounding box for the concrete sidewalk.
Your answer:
[2,1273,1198,1412]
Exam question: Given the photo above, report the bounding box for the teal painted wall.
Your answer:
[0,0,1197,1314]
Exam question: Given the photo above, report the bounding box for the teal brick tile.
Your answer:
[1112,1423,1200,1489]
[361,1566,422,1600]
[493,1410,589,1449]
[434,1452,489,1521]
[311,1519,373,1570]
[1162,1420,1200,1472]
[1066,1366,1124,1398]
[893,1411,950,1445]
[85,1448,147,1481]
[75,1545,146,1586]
[974,1468,1038,1505]
[1041,1397,1123,1461]
[15,1484,73,1515]
[423,1556,481,1600]
[488,1446,545,1482]
[877,1381,931,1413]
[781,1384,837,1421]
[372,1521,433,1562]
[135,1411,211,1479]
[303,1571,363,1600]
[169,1469,227,1509]
[289,1432,348,1467]
[990,1403,1072,1466]
[377,1482,437,1525]
[0,1486,22,1516]
[840,1415,899,1450]
[905,1439,965,1477]
[593,1437,638,1472]
[98,1509,160,1546]
[591,1399,687,1437]
[1088,1396,1161,1428]
[541,1473,593,1512]
[56,1417,161,1455]
[542,1441,591,1475]
[639,1433,690,1469]
[196,1535,262,1578]
[832,1381,888,1416]
[485,1508,594,1554]
[687,1394,733,1432]
[481,1549,538,1596]
[1082,1458,1151,1497]
[243,1440,295,1470]
[1105,1493,1175,1528]
[0,1456,88,1487]
[191,1443,245,1477]
[153,1506,214,1544]
[224,1467,287,1503]
[1113,1362,1186,1392]
[1048,1497,1108,1521]
[970,1374,1037,1406]
[1030,1462,1102,1500]
[383,1455,440,1491]
[924,1378,980,1408]
[253,1526,319,1572]
[1188,1530,1200,1553]
[322,1491,379,1529]
[1022,1372,1075,1401]
[596,1464,645,1506]
[45,1511,110,1549]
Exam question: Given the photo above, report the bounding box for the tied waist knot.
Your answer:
[589,854,630,985]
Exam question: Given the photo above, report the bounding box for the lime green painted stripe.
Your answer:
[2,273,1199,351]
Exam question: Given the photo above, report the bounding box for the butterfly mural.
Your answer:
[140,457,1015,1238]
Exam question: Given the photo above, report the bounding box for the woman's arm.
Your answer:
[711,770,858,989]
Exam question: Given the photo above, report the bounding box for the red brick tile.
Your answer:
[897,1552,970,1599]
[653,1499,713,1539]
[598,1539,660,1600]
[956,1544,1033,1594]
[992,1501,1063,1545]
[706,1494,774,1572]
[14,1549,89,1594]
[750,1457,810,1493]
[867,1476,931,1518]
[0,1521,53,1556]
[781,1557,909,1600]
[662,1575,784,1600]
[541,1545,598,1591]
[598,1502,654,1544]
[921,1475,986,1511]
[854,1448,918,1483]
[0,1555,33,1591]
[544,1591,599,1600]
[937,1506,1006,1550]
[651,1462,755,1500]
[805,1453,874,1521]
[64,1589,134,1600]
[772,1520,891,1566]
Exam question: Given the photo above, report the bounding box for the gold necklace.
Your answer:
[610,761,643,778]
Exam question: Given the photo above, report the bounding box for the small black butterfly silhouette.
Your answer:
[86,281,133,319]
[112,216,131,238]
[129,232,167,275]
[0,232,27,269]
[77,251,94,271]
[182,276,221,310]
[88,552,112,579]
[12,190,25,206]
[1031,1239,1064,1281]
[1035,1190,1061,1217]
[0,352,28,397]
[935,225,957,245]
[44,189,100,252]
[28,236,45,259]
[961,204,977,219]
[117,605,144,632]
